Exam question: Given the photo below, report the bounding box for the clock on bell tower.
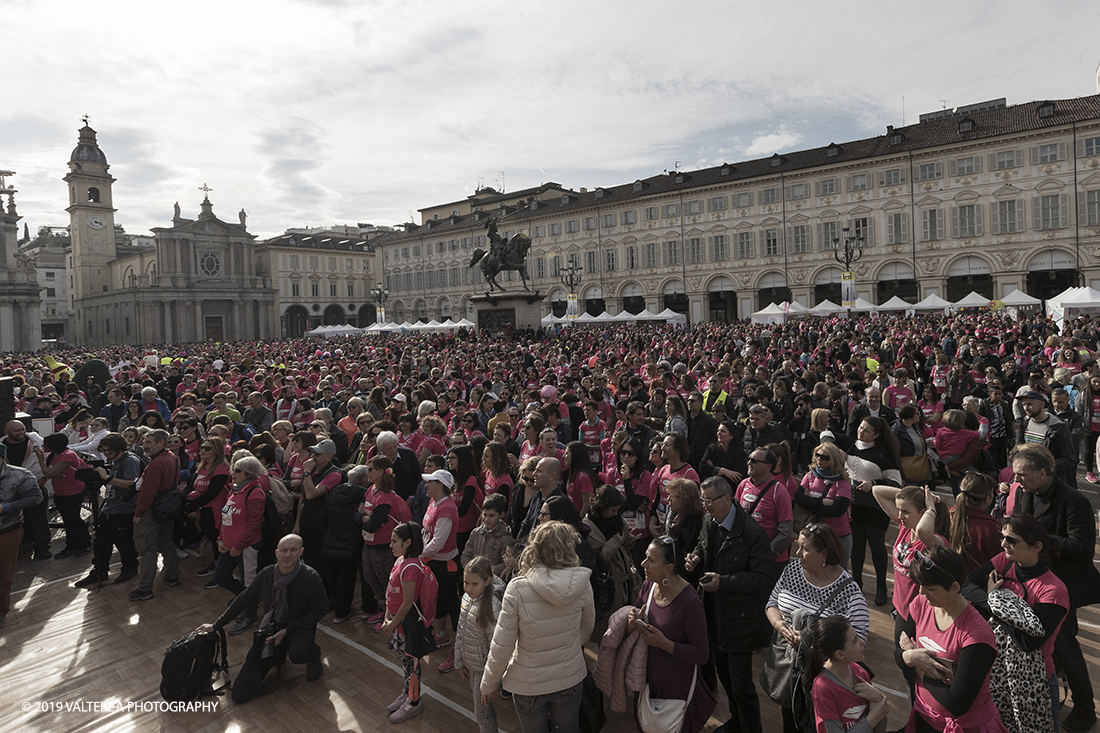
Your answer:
[64,120,117,301]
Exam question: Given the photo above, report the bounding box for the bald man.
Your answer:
[518,457,564,540]
[198,534,327,702]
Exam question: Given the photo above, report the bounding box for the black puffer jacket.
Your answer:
[321,482,367,560]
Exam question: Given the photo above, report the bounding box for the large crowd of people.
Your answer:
[0,308,1099,732]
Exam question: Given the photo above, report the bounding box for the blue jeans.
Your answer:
[1050,673,1061,733]
[511,679,583,733]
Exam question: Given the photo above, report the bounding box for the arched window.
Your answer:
[87,187,100,203]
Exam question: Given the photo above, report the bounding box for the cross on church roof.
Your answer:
[82,114,90,126]
[199,183,213,198]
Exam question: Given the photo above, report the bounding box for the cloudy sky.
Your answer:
[3,0,1099,239]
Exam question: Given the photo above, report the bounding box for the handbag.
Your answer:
[151,489,183,522]
[759,575,855,707]
[899,454,931,483]
[400,602,437,659]
[637,583,698,733]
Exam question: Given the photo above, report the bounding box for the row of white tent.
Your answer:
[306,318,476,336]
[750,289,1044,323]
[540,308,689,326]
[1046,286,1100,323]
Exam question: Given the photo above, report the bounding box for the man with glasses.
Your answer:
[686,476,773,733]
[625,401,655,458]
[702,377,729,414]
[129,429,181,602]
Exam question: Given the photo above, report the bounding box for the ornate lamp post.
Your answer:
[370,283,389,325]
[560,260,583,319]
[832,227,866,319]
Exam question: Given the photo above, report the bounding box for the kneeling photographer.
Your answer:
[195,533,327,703]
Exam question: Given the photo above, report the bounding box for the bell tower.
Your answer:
[64,120,117,301]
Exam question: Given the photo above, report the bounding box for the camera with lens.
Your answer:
[253,623,284,659]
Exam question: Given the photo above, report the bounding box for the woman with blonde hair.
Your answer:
[480,521,595,732]
[795,441,853,567]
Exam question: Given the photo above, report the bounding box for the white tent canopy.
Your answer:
[810,299,843,315]
[913,293,953,310]
[750,303,785,324]
[454,318,474,328]
[954,291,994,308]
[999,289,1041,306]
[876,295,914,311]
[849,297,877,311]
[656,307,688,325]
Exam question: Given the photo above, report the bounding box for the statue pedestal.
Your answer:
[470,291,545,335]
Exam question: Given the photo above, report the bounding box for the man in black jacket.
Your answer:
[845,387,896,438]
[687,476,774,733]
[686,391,718,472]
[375,431,421,500]
[741,404,789,454]
[197,534,327,703]
[1011,444,1100,732]
[241,391,274,434]
[1016,391,1078,487]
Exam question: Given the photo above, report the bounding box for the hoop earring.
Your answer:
[661,577,670,587]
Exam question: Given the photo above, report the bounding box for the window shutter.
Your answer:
[1017,198,1025,230]
[1032,196,1041,229]
[952,207,960,237]
[1077,139,1087,158]
[1059,142,1068,160]
[1060,193,1070,228]
[867,217,875,245]
[814,181,821,196]
[938,209,946,239]
[786,227,794,250]
[887,217,895,244]
[934,161,943,178]
[975,204,984,235]
[1030,147,1039,165]
[877,172,885,187]
[988,153,997,171]
[949,159,957,177]
[816,223,824,249]
[1014,149,1024,168]
[901,213,909,242]
[922,210,931,241]
[806,227,812,250]
[898,168,907,184]
[1080,195,1089,224]
[973,156,982,173]
[845,175,853,192]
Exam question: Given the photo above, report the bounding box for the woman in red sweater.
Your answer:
[214,455,268,601]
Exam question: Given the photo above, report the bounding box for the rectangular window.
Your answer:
[347,283,355,297]
[45,271,55,280]
[665,240,680,266]
[105,319,109,335]
[761,188,778,204]
[994,150,1020,170]
[311,282,320,297]
[918,163,942,181]
[764,228,780,256]
[585,251,598,273]
[644,206,658,221]
[687,237,704,263]
[621,210,637,224]
[645,242,659,268]
[584,216,596,231]
[1087,190,1100,226]
[687,199,704,214]
[536,258,546,279]
[45,287,56,297]
[921,209,944,241]
[605,248,617,271]
[664,204,679,217]
[291,282,300,296]
[820,221,838,250]
[414,272,424,289]
[709,196,727,211]
[550,222,562,236]
[533,225,545,237]
[404,273,412,290]
[886,212,909,244]
[1038,194,1068,229]
[852,216,871,244]
[567,253,580,270]
[426,271,434,288]
[954,157,976,175]
[1038,144,1060,163]
[566,219,579,233]
[711,235,729,261]
[125,317,129,335]
[953,204,982,237]
[1084,137,1100,157]
[329,282,337,296]
[310,256,319,269]
[450,268,459,286]
[736,192,753,207]
[436,242,445,253]
[882,169,902,186]
[848,174,869,191]
[411,246,420,257]
[788,183,807,200]
[400,249,408,260]
[551,255,562,276]
[602,213,617,227]
[737,232,755,259]
[816,179,836,196]
[625,246,638,269]
[790,225,809,253]
[996,200,1020,233]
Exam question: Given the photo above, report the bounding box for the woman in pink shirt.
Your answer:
[214,456,268,602]
[562,440,599,517]
[481,442,513,502]
[37,433,90,557]
[918,384,945,433]
[421,467,460,666]
[184,436,231,576]
[651,433,699,535]
[795,442,853,567]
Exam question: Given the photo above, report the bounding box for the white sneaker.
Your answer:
[386,692,407,712]
[389,699,423,723]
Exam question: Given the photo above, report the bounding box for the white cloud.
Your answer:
[742,129,805,158]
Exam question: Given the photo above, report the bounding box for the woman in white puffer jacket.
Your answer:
[480,521,595,733]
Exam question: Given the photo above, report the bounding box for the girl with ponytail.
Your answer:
[807,616,889,733]
[948,473,1001,573]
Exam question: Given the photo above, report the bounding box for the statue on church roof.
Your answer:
[239,209,247,227]
[173,201,181,219]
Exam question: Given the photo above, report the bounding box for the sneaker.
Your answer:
[128,588,154,602]
[307,657,324,682]
[1088,472,1099,485]
[389,699,423,723]
[374,621,386,633]
[54,548,74,560]
[875,587,889,607]
[162,576,181,587]
[364,610,385,624]
[196,564,217,577]
[33,549,53,560]
[386,692,408,712]
[74,571,105,589]
[437,651,455,674]
[333,614,349,624]
[113,568,137,585]
[1063,706,1097,733]
[205,580,220,590]
[227,616,257,636]
[432,632,451,648]
[175,548,189,559]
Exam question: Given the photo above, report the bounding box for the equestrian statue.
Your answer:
[468,217,532,292]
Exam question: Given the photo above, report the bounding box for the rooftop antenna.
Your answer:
[902,96,905,126]
[499,171,506,193]
[941,99,949,110]
[674,160,681,171]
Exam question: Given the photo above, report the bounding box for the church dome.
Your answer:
[70,124,108,165]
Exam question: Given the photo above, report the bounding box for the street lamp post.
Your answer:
[832,227,866,320]
[370,283,389,325]
[560,261,582,319]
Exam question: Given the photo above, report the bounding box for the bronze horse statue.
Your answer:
[468,218,532,292]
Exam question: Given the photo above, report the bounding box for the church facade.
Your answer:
[0,171,42,352]
[65,124,277,346]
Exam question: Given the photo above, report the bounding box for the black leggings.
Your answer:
[54,491,91,551]
[850,519,888,591]
[427,558,461,631]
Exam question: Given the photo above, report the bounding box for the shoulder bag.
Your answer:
[637,583,699,733]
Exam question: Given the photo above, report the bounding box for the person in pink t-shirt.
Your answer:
[808,616,889,733]
[735,447,793,567]
[884,368,916,411]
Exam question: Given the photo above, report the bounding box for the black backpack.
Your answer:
[160,627,230,701]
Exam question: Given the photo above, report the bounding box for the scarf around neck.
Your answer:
[261,559,303,628]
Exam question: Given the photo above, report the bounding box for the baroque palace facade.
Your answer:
[377,93,1100,324]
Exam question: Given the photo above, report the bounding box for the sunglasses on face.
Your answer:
[1000,534,1021,547]
[814,453,830,461]
[618,450,635,456]
[747,457,767,464]
[200,445,214,451]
